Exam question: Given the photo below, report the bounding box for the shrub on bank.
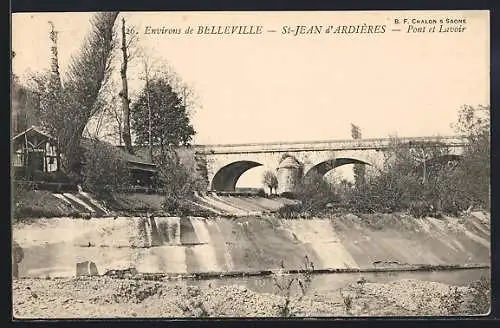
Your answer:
[276,172,340,218]
[81,139,130,197]
[328,106,489,217]
[295,172,340,212]
[153,149,206,217]
[276,204,303,219]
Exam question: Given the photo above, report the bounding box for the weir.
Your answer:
[13,212,490,279]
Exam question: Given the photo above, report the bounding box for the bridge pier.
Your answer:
[276,156,302,195]
[195,136,467,194]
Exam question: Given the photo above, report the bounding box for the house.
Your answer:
[12,126,158,187]
[11,126,60,179]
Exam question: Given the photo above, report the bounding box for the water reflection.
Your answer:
[189,268,490,297]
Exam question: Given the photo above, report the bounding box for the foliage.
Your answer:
[26,12,119,178]
[275,105,489,217]
[338,105,490,216]
[339,289,353,314]
[276,203,303,219]
[131,76,195,152]
[262,170,279,195]
[12,181,35,220]
[81,139,130,197]
[295,172,340,213]
[450,105,490,210]
[154,149,205,216]
[272,257,314,317]
[276,171,340,218]
[11,74,41,136]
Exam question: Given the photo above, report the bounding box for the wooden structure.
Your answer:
[11,126,60,179]
[120,150,159,187]
[12,126,158,188]
[80,138,158,187]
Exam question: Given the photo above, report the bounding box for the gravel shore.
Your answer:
[12,277,486,318]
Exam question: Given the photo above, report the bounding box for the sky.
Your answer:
[11,11,490,185]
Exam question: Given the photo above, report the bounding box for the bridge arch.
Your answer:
[304,157,372,182]
[210,160,263,191]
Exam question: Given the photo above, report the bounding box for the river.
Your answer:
[187,268,490,298]
[13,213,490,301]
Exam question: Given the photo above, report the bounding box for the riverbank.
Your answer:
[12,190,300,219]
[14,212,490,278]
[12,275,489,318]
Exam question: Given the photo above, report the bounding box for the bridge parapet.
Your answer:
[194,136,468,155]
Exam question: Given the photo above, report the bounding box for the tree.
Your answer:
[48,21,62,90]
[407,140,450,184]
[81,138,130,197]
[139,55,154,161]
[119,17,135,154]
[87,78,123,144]
[34,12,119,179]
[155,149,205,216]
[450,105,490,210]
[11,73,41,136]
[131,76,195,158]
[262,170,278,195]
[134,52,202,116]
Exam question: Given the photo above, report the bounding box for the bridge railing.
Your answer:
[194,136,468,154]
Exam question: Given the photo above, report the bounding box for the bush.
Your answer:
[280,105,488,218]
[81,139,130,197]
[294,172,340,214]
[272,257,314,317]
[154,149,205,216]
[162,193,197,217]
[276,204,302,219]
[340,105,489,217]
[12,181,35,220]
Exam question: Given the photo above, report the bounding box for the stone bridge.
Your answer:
[194,136,467,194]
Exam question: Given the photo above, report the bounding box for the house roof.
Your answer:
[12,125,56,142]
[80,138,157,170]
[119,148,156,167]
[13,126,157,172]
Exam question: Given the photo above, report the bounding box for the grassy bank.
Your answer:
[13,190,83,219]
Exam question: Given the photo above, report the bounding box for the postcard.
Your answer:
[11,10,490,318]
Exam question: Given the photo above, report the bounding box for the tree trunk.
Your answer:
[48,21,62,90]
[120,17,133,154]
[144,62,153,162]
